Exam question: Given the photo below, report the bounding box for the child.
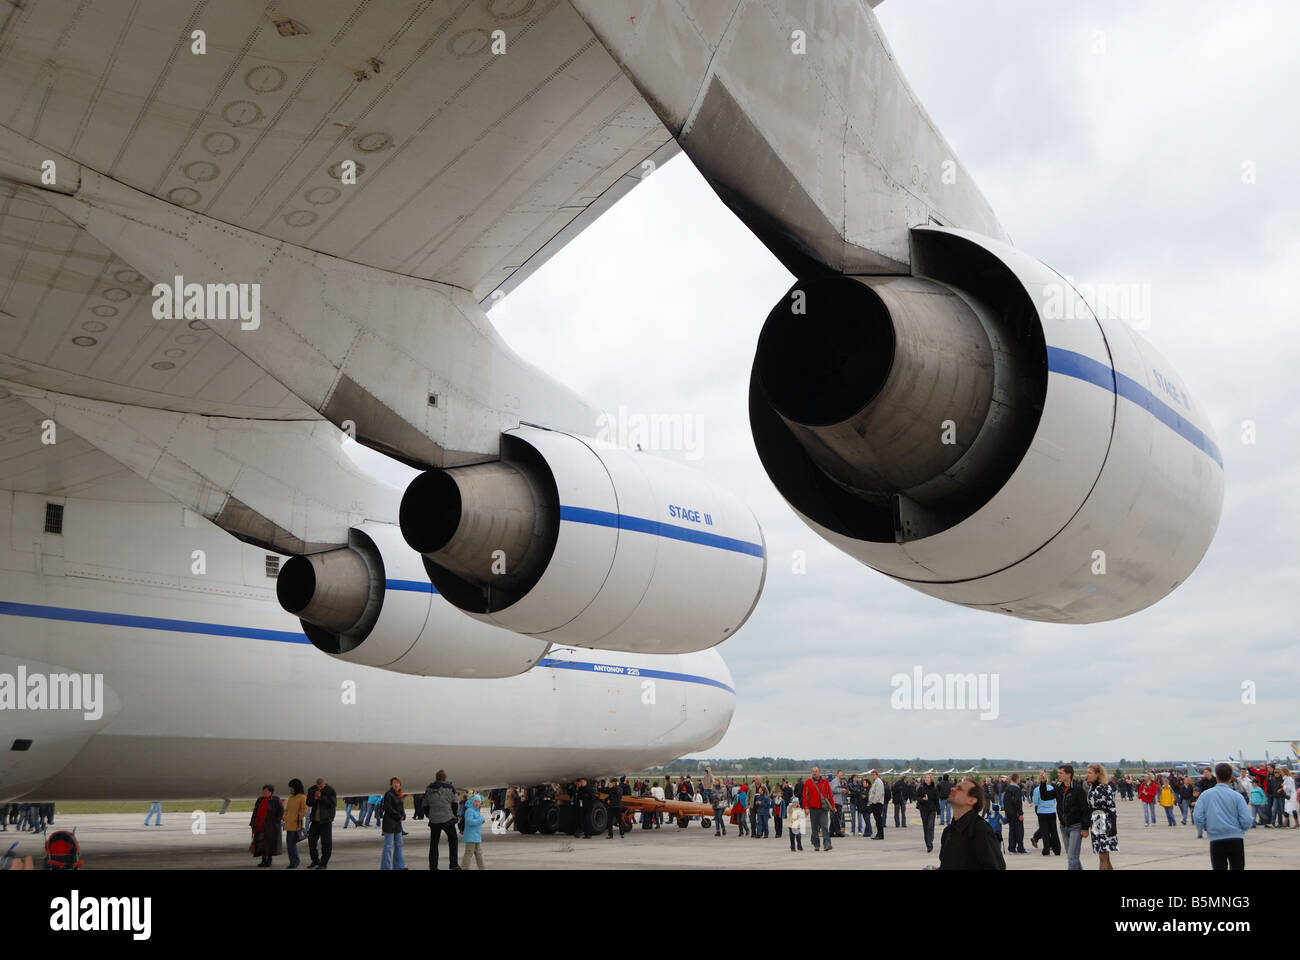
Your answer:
[787,799,805,852]
[985,803,1006,850]
[1248,778,1267,827]
[712,791,728,836]
[461,793,485,869]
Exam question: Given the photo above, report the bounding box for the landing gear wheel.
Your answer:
[515,804,538,835]
[536,800,560,835]
[586,800,608,836]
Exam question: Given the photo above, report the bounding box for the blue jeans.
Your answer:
[1254,804,1268,826]
[144,802,162,826]
[343,801,360,828]
[381,831,405,870]
[1178,799,1189,823]
[1272,796,1288,825]
[361,803,376,826]
[1163,805,1176,825]
[1142,802,1155,824]
[939,800,951,824]
[287,829,301,867]
[1063,824,1083,870]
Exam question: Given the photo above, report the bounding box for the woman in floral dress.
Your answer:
[1085,763,1118,870]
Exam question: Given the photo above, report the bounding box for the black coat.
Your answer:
[381,788,406,834]
[250,795,283,857]
[1002,783,1024,817]
[1056,779,1089,829]
[938,811,1005,870]
[311,784,337,823]
[915,782,939,814]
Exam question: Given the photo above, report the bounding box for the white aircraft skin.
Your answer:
[0,492,735,802]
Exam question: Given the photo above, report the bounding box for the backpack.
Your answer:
[44,829,82,870]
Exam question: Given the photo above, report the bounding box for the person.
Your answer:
[1192,767,1216,838]
[380,776,406,870]
[424,770,459,869]
[773,784,784,838]
[1193,762,1255,870]
[1084,763,1118,870]
[1270,768,1290,828]
[1284,769,1298,828]
[1248,777,1267,826]
[755,786,772,838]
[1174,774,1192,824]
[985,803,1005,849]
[712,787,728,836]
[802,767,834,851]
[702,767,714,805]
[461,793,486,869]
[733,782,749,836]
[938,778,1005,870]
[1137,774,1158,825]
[250,784,283,868]
[787,798,805,851]
[1056,765,1089,870]
[1030,770,1061,856]
[868,769,886,839]
[572,777,595,838]
[607,777,626,839]
[829,770,845,837]
[1156,775,1177,826]
[144,801,162,827]
[284,778,307,869]
[915,773,939,853]
[892,777,909,828]
[1003,773,1026,854]
[342,796,361,829]
[937,774,953,825]
[307,777,336,869]
[748,777,759,837]
[504,786,519,831]
[0,802,7,832]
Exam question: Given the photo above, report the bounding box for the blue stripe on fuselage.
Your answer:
[0,600,731,693]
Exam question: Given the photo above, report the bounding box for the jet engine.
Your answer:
[398,427,766,653]
[276,522,549,677]
[750,226,1223,623]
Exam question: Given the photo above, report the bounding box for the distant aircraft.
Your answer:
[880,768,897,775]
[963,767,978,774]
[920,768,936,775]
[942,768,957,775]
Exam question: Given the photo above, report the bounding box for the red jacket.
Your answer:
[1137,781,1158,803]
[802,777,833,810]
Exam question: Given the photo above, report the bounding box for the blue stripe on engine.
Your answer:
[0,601,733,693]
[537,657,735,694]
[559,506,765,558]
[1045,346,1223,468]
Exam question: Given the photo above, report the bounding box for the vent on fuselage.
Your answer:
[44,503,64,534]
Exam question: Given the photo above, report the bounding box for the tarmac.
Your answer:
[5,799,1296,869]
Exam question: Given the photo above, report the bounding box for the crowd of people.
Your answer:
[0,802,55,833]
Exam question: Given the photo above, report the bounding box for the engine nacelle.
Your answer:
[276,522,549,677]
[399,427,766,653]
[750,226,1223,623]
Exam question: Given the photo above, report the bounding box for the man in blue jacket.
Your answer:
[1193,763,1255,870]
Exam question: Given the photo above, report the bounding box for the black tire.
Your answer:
[677,815,690,829]
[536,800,560,835]
[701,817,711,829]
[515,804,538,835]
[586,800,608,836]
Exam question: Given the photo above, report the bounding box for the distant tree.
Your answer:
[980,758,990,770]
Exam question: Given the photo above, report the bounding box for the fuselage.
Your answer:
[0,490,735,802]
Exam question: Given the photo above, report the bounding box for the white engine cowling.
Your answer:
[399,428,767,653]
[750,226,1223,623]
[277,522,550,677]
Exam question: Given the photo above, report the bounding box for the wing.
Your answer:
[0,0,673,301]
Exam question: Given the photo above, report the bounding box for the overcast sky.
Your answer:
[490,0,1300,764]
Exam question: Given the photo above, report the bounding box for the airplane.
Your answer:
[880,768,897,776]
[0,0,1223,814]
[942,768,957,775]
[963,767,978,774]
[920,768,936,776]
